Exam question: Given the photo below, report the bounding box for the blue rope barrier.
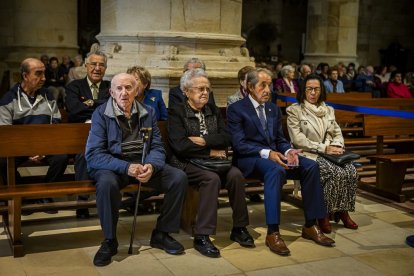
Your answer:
[277,95,414,120]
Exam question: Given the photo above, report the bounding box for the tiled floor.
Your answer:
[1,195,414,276]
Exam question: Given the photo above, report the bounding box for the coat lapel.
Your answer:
[302,108,325,141]
[82,78,93,100]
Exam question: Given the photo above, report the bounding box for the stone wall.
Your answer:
[242,0,307,64]
[357,0,414,70]
[99,0,254,107]
[0,0,78,84]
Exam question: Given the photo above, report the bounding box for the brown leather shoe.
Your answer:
[339,211,358,229]
[302,225,335,247]
[318,216,332,234]
[265,232,290,256]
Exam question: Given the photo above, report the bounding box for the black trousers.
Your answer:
[185,164,249,235]
[89,164,188,240]
[74,154,90,201]
[0,155,68,185]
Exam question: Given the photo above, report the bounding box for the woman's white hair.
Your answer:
[180,68,209,91]
[280,65,295,78]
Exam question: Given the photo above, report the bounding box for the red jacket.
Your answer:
[387,82,412,98]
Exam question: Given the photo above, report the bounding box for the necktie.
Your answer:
[91,83,98,100]
[258,105,267,131]
[258,105,271,143]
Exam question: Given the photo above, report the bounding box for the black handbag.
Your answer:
[318,151,360,166]
[318,129,360,166]
[189,157,232,174]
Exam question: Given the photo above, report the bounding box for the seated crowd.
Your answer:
[1,52,413,266]
[267,60,414,98]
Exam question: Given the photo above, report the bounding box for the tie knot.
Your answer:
[258,105,264,110]
[91,83,98,89]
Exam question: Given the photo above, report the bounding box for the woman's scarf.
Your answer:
[302,100,328,138]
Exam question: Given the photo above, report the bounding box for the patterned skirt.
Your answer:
[316,156,358,213]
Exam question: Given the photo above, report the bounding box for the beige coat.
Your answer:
[286,103,344,160]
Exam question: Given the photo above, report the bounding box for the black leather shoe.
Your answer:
[150,229,185,255]
[230,227,255,247]
[248,194,262,202]
[193,235,220,258]
[76,208,90,219]
[93,239,118,267]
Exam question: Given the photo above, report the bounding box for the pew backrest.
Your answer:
[0,123,90,157]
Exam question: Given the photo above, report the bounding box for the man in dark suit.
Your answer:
[168,58,216,107]
[65,51,110,123]
[65,51,111,218]
[227,68,334,256]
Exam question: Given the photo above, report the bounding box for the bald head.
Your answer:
[21,58,44,75]
[111,73,137,89]
[20,58,46,94]
[300,64,311,78]
[110,73,138,113]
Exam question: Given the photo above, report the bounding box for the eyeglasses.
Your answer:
[190,86,211,94]
[305,87,321,93]
[87,62,106,68]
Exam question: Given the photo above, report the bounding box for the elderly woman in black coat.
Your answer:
[168,68,254,258]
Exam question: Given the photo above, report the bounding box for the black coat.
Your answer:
[167,102,229,169]
[65,77,110,123]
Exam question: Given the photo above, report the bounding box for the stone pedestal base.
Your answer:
[99,31,254,107]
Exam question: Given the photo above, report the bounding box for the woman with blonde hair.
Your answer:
[127,66,168,120]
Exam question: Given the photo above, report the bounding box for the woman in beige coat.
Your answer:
[286,74,358,233]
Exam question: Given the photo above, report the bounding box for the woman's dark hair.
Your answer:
[49,56,59,64]
[390,70,402,82]
[297,73,327,104]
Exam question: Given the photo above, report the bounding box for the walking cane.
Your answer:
[128,127,152,254]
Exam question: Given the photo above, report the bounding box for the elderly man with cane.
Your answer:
[85,73,188,267]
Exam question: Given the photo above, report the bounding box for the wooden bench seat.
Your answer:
[368,154,414,163]
[0,123,145,257]
[344,136,414,146]
[0,180,141,199]
[357,115,414,202]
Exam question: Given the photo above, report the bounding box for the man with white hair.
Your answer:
[86,73,188,266]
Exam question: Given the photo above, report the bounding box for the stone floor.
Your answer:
[1,195,414,276]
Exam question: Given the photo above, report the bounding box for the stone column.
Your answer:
[303,0,359,66]
[1,0,78,84]
[98,0,254,106]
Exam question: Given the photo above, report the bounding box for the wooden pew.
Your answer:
[358,115,414,202]
[0,123,140,257]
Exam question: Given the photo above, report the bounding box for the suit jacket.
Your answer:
[143,88,168,121]
[286,103,344,159]
[65,77,110,123]
[227,90,244,106]
[227,97,291,177]
[168,85,216,108]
